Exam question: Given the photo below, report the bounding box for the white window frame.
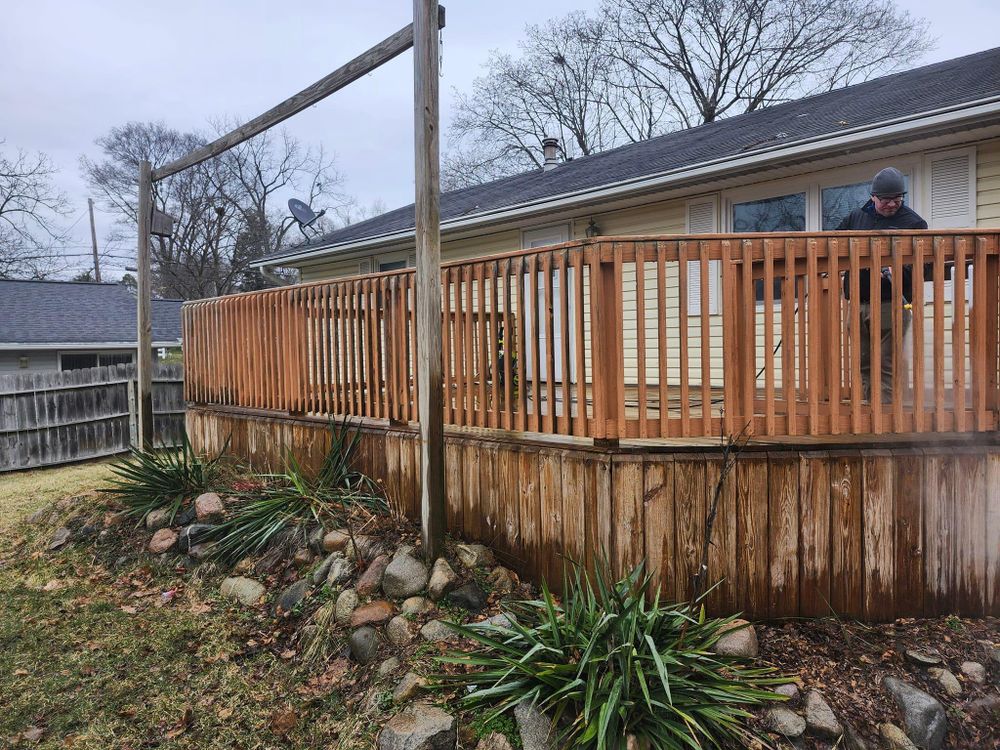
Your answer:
[521,223,570,249]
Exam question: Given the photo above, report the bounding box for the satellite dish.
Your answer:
[288,198,327,239]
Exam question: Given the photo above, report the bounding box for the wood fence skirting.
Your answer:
[0,364,185,472]
[187,406,1000,621]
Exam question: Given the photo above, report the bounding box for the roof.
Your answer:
[0,279,183,346]
[260,45,1000,266]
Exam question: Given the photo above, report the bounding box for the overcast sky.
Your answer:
[3,0,1000,279]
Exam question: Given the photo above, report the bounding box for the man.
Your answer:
[836,167,928,402]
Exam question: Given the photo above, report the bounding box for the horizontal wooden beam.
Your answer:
[152,5,446,181]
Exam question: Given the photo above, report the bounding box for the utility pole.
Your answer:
[414,0,445,560]
[88,198,101,282]
[136,161,154,449]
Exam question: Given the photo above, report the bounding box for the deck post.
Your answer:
[413,0,446,560]
[136,159,154,450]
[591,246,620,447]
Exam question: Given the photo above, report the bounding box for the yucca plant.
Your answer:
[206,419,386,563]
[436,560,783,749]
[105,432,227,521]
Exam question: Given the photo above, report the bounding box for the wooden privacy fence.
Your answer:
[0,363,184,472]
[183,230,1000,443]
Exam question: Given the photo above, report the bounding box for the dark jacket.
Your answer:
[836,200,928,302]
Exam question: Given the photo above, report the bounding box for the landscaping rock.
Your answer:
[174,505,197,526]
[148,528,178,554]
[326,553,354,587]
[293,548,314,566]
[804,690,842,739]
[775,683,800,701]
[350,600,395,628]
[514,700,556,750]
[194,492,225,522]
[27,505,54,525]
[379,656,402,678]
[879,723,918,750]
[711,619,758,658]
[322,529,351,552]
[349,626,379,664]
[383,553,430,598]
[307,525,326,554]
[402,596,434,615]
[487,566,516,595]
[394,544,417,560]
[276,579,309,614]
[842,721,870,750]
[145,508,173,531]
[187,542,214,561]
[476,733,514,750]
[420,619,460,643]
[905,649,942,667]
[977,639,1000,665]
[357,554,390,597]
[393,672,427,703]
[49,527,72,550]
[335,588,360,625]
[387,615,417,647]
[179,523,216,552]
[883,676,947,750]
[312,553,337,585]
[456,543,495,569]
[447,581,488,612]
[928,668,962,698]
[427,558,458,601]
[484,612,515,629]
[220,576,266,606]
[959,661,986,683]
[233,558,254,574]
[378,704,455,750]
[967,695,1000,719]
[349,535,384,561]
[767,707,806,738]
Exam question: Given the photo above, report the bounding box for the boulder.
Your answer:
[402,596,434,615]
[145,508,173,531]
[48,527,72,551]
[883,676,947,750]
[905,649,942,668]
[349,626,379,664]
[326,553,355,587]
[427,558,458,601]
[293,548,314,567]
[774,683,800,701]
[456,543,495,569]
[175,505,197,526]
[483,612,515,629]
[179,524,216,552]
[393,671,428,703]
[514,700,556,750]
[357,554,390,597]
[378,656,402,678]
[194,492,225,523]
[335,589,360,625]
[420,619,460,644]
[977,639,1000,666]
[312,553,337,585]
[487,566,516,595]
[349,535,384,561]
[387,615,417,647]
[804,690,843,739]
[307,525,327,554]
[350,600,395,628]
[447,581,488,612]
[220,576,266,606]
[148,528,178,554]
[276,579,310,614]
[383,553,429,598]
[187,542,214,561]
[766,707,806,738]
[927,668,962,698]
[476,733,515,750]
[378,705,455,750]
[710,619,758,658]
[959,661,986,684]
[878,723,918,750]
[323,529,351,552]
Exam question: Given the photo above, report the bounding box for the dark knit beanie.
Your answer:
[871,167,906,197]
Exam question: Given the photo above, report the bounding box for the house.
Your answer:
[0,279,183,373]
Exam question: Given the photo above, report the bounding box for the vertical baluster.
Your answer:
[808,239,820,435]
[636,243,648,437]
[558,251,572,435]
[891,238,905,432]
[476,263,488,428]
[573,250,587,436]
[516,256,528,432]
[502,259,514,431]
[869,238,883,434]
[782,238,796,436]
[490,261,501,430]
[953,236,967,432]
[679,241,690,437]
[699,240,711,436]
[912,239,925,432]
[974,236,988,430]
[741,239,755,435]
[655,242,669,437]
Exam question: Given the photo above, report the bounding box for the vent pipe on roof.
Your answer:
[542,135,561,171]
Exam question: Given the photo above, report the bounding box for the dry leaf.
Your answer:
[22,726,44,742]
[120,605,138,615]
[217,707,234,720]
[280,649,296,660]
[13,668,29,676]
[269,708,297,735]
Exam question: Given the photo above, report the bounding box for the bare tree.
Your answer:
[332,197,388,228]
[82,121,346,300]
[0,142,70,278]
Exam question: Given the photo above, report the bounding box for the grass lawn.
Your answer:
[0,460,399,749]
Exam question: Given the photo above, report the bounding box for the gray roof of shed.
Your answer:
[261,45,1000,265]
[0,279,183,346]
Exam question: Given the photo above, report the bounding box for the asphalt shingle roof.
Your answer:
[0,280,183,345]
[262,45,1000,264]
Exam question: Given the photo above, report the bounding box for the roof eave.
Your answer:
[257,94,1000,269]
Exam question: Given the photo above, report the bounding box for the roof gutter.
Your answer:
[0,341,182,351]
[258,94,1000,268]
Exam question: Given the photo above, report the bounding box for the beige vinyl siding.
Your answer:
[0,350,59,373]
[977,137,1000,227]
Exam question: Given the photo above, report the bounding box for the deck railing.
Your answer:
[183,230,1000,442]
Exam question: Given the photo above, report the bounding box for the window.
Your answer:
[60,352,134,371]
[732,192,805,301]
[18,357,29,369]
[378,259,407,272]
[821,175,912,230]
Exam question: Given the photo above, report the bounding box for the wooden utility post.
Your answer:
[414,0,445,560]
[88,198,101,282]
[136,160,154,449]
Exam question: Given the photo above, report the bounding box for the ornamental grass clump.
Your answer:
[437,560,782,749]
[104,432,227,521]
[206,420,386,563]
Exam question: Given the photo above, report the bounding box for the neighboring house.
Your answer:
[256,46,1000,386]
[0,280,183,373]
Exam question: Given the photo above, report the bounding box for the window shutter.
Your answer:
[359,259,372,275]
[924,149,976,302]
[686,198,720,315]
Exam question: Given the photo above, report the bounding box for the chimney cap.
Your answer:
[542,134,561,171]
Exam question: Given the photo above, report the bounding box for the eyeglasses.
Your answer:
[874,195,904,205]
